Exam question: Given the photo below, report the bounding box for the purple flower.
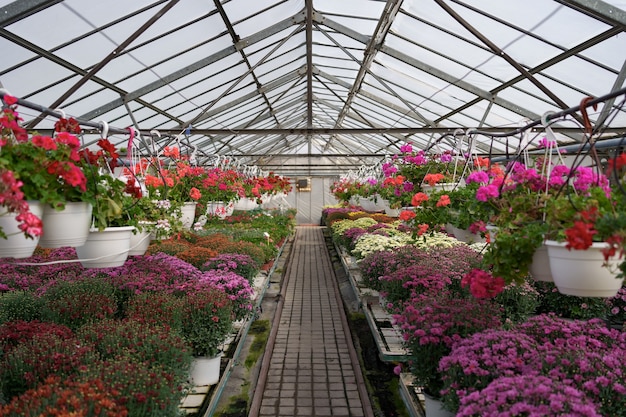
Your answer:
[457,374,601,417]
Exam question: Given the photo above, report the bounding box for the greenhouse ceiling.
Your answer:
[1,0,625,177]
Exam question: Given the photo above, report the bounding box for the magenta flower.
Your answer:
[475,184,500,201]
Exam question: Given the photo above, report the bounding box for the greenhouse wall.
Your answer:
[263,177,338,225]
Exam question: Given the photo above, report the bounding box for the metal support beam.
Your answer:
[334,0,403,127]
[147,126,626,136]
[0,0,61,28]
[0,29,182,126]
[556,0,626,29]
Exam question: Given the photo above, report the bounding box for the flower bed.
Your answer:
[325,204,625,416]
[0,208,295,415]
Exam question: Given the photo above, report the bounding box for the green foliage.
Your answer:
[532,281,609,320]
[446,183,496,230]
[494,281,540,325]
[218,240,266,265]
[78,354,188,417]
[481,222,547,285]
[1,332,98,400]
[181,289,234,357]
[77,318,192,380]
[0,291,44,324]
[146,239,192,256]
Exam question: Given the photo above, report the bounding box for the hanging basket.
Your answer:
[529,243,553,282]
[422,182,464,195]
[180,202,197,229]
[38,202,92,248]
[0,201,44,259]
[206,201,228,219]
[128,223,153,256]
[233,197,258,211]
[75,226,134,268]
[545,240,623,297]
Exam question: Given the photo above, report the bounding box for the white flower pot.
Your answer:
[423,391,454,417]
[447,224,485,244]
[0,201,44,259]
[190,354,222,386]
[206,201,232,219]
[545,240,623,297]
[234,197,258,211]
[529,244,553,282]
[128,226,152,256]
[76,226,134,268]
[422,182,463,195]
[39,202,92,248]
[180,201,197,229]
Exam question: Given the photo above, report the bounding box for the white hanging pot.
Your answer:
[529,243,553,282]
[0,201,44,259]
[545,240,623,297]
[39,202,92,248]
[234,197,258,211]
[76,226,134,268]
[127,223,153,256]
[206,201,227,219]
[180,202,197,229]
[423,391,454,417]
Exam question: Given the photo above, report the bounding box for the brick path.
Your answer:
[251,226,374,417]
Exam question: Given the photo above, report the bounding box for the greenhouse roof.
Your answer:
[1,0,625,176]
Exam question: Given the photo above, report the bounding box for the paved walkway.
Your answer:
[250,226,374,417]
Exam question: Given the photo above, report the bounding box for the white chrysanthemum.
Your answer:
[413,232,460,249]
[351,233,413,259]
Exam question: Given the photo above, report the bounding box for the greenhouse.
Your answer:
[1,0,626,416]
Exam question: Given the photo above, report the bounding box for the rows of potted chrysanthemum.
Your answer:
[0,209,295,416]
[325,206,626,416]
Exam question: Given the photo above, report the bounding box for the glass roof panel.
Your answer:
[0,0,624,177]
[2,59,74,99]
[224,0,304,38]
[0,40,37,73]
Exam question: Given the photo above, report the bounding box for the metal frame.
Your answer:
[0,0,624,177]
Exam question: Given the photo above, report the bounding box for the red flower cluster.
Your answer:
[461,269,505,298]
[564,208,598,250]
[411,192,429,206]
[399,210,416,222]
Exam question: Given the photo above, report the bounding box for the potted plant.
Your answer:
[124,196,184,254]
[532,280,609,320]
[142,146,206,228]
[0,375,129,417]
[74,139,139,268]
[542,161,625,297]
[391,144,460,192]
[180,287,233,386]
[444,160,504,242]
[438,328,541,413]
[0,95,88,256]
[394,289,503,404]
